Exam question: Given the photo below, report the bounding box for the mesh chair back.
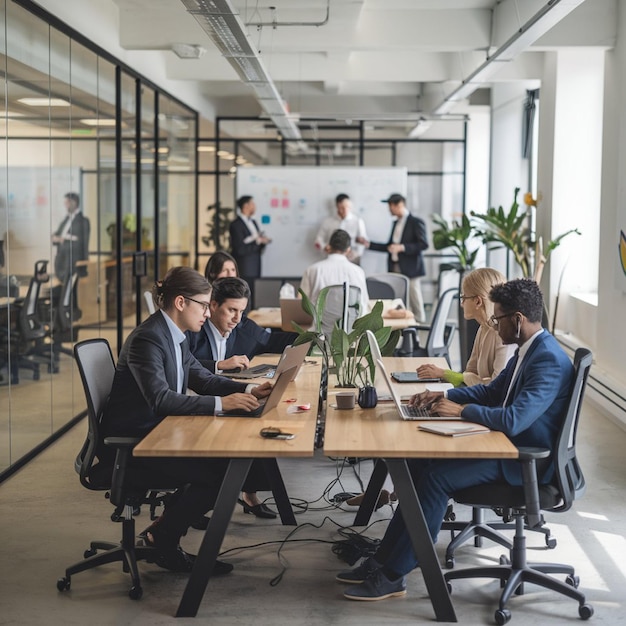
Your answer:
[370,272,409,305]
[319,283,362,337]
[18,260,49,340]
[73,339,116,489]
[55,271,80,333]
[553,348,593,511]
[426,287,458,355]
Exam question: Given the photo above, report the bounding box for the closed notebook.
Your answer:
[418,421,490,437]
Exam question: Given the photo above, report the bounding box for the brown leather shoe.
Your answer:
[346,489,391,509]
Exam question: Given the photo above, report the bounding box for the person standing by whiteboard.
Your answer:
[314,194,367,265]
[229,195,271,308]
[357,193,428,322]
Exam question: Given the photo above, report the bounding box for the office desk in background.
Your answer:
[248,302,418,331]
[133,357,321,618]
[324,356,519,623]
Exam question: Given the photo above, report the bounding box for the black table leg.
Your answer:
[262,458,297,525]
[176,458,253,618]
[353,459,388,526]
[386,458,457,623]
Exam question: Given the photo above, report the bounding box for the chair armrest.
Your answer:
[103,436,142,449]
[517,446,549,528]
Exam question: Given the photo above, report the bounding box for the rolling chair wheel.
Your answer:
[579,603,594,620]
[57,576,71,592]
[494,608,511,625]
[128,585,143,600]
[566,574,580,588]
[445,556,455,569]
[83,548,97,559]
[546,536,557,549]
[499,554,511,566]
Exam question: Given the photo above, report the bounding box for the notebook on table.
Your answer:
[222,341,312,381]
[216,366,297,418]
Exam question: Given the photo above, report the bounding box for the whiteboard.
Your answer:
[236,166,408,277]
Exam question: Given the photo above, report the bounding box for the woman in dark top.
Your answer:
[101,266,272,572]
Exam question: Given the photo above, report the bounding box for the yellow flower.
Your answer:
[524,192,537,207]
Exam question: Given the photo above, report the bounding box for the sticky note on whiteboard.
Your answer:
[261,215,270,224]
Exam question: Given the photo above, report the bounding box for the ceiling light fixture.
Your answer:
[180,0,302,143]
[171,43,207,59]
[18,97,70,107]
[432,0,586,115]
[80,118,116,127]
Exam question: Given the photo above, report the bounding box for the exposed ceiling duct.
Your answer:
[180,0,303,143]
[432,0,587,116]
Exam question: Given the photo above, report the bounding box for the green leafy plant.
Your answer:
[431,213,479,269]
[201,202,234,251]
[471,187,581,282]
[292,289,400,388]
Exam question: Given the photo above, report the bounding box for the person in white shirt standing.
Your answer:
[301,229,370,315]
[314,194,368,265]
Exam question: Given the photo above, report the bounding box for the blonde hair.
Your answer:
[461,268,507,319]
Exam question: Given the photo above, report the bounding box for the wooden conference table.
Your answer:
[134,355,518,621]
[248,303,418,331]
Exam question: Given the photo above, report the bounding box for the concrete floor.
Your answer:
[0,400,625,626]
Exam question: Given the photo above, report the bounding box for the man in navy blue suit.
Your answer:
[337,278,574,602]
[358,193,428,321]
[187,276,296,373]
[229,195,271,308]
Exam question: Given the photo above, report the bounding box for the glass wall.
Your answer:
[0,0,197,477]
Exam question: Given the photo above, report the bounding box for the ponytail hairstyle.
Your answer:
[152,266,210,311]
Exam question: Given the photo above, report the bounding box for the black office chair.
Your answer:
[444,348,594,625]
[4,260,54,384]
[57,338,174,600]
[395,287,458,367]
[366,277,395,300]
[368,272,409,305]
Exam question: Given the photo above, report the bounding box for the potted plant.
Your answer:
[431,213,479,270]
[292,290,400,388]
[202,201,234,251]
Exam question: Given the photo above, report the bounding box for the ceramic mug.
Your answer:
[335,391,356,409]
[358,385,378,409]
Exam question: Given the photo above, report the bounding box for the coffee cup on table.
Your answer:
[335,391,356,409]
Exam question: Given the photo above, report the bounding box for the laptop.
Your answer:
[216,366,298,417]
[222,341,312,381]
[280,298,313,332]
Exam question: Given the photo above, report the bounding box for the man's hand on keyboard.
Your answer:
[410,390,443,408]
[218,355,250,371]
[251,381,273,399]
[431,398,464,417]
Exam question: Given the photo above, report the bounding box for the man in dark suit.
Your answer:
[229,195,271,308]
[338,279,574,601]
[358,193,428,321]
[52,192,90,283]
[187,276,296,373]
[101,267,273,572]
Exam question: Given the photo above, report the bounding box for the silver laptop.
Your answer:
[364,330,459,421]
[222,341,312,381]
[216,366,298,417]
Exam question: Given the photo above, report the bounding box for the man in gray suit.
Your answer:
[52,192,90,282]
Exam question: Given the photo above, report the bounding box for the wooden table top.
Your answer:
[133,356,321,459]
[248,304,418,331]
[324,357,519,460]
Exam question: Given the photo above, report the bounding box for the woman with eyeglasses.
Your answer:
[417,267,516,386]
[101,266,272,574]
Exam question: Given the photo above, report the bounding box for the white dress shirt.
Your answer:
[390,208,408,262]
[314,212,368,260]
[238,211,261,245]
[300,253,370,314]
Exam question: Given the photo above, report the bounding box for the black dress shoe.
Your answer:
[190,514,211,530]
[237,498,277,519]
[155,546,233,575]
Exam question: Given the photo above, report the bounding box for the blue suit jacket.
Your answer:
[229,215,264,278]
[448,330,573,485]
[102,312,247,439]
[187,317,297,372]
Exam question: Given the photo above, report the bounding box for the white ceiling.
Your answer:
[110,0,616,127]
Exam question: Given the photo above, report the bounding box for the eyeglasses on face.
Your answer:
[459,294,477,302]
[488,312,514,328]
[185,296,211,314]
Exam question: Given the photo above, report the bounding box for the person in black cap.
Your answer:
[357,193,428,321]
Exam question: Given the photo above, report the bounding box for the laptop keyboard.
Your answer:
[401,405,436,420]
[247,364,274,375]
